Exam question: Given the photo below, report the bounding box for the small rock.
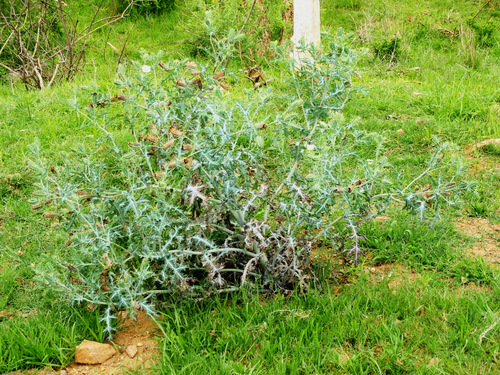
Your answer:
[396,128,404,135]
[136,342,143,347]
[75,340,116,365]
[125,344,138,358]
[370,267,376,274]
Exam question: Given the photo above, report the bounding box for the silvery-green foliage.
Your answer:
[31,36,471,337]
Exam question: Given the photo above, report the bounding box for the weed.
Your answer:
[0,0,499,372]
[372,36,401,63]
[460,25,482,70]
[30,36,474,337]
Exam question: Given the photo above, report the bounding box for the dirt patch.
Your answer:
[455,217,500,268]
[65,311,159,375]
[5,311,160,375]
[367,263,419,289]
[464,154,500,176]
[455,281,493,295]
[463,140,500,175]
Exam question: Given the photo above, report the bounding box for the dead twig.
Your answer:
[0,0,137,89]
[471,0,493,22]
[116,22,135,71]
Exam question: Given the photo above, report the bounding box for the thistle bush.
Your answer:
[31,36,471,337]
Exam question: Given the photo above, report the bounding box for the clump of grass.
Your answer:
[466,190,497,218]
[468,200,493,218]
[372,36,402,63]
[480,142,500,156]
[460,25,482,70]
[0,173,31,198]
[335,0,362,10]
[469,18,498,47]
[0,307,105,374]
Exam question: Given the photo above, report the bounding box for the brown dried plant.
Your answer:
[0,0,135,89]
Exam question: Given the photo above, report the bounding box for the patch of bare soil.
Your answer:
[455,281,493,295]
[464,141,500,175]
[455,217,500,269]
[367,263,419,290]
[66,311,159,375]
[5,311,160,375]
[463,154,500,177]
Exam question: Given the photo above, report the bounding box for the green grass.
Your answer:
[154,277,499,374]
[362,214,497,284]
[0,0,499,373]
[0,307,105,373]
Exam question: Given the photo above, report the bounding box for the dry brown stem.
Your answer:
[0,0,137,89]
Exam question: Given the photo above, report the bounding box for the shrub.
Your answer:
[0,0,133,89]
[114,0,175,15]
[31,36,471,337]
[185,0,293,63]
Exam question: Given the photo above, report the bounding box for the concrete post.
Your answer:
[292,0,321,64]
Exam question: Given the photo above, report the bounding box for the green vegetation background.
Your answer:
[0,0,499,373]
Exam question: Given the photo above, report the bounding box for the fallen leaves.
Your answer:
[168,126,183,137]
[163,139,175,149]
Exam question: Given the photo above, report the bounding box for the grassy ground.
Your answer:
[0,0,499,373]
[156,273,499,374]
